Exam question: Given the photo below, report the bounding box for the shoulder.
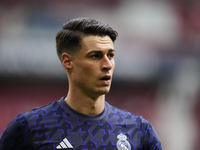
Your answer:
[21,100,62,122]
[26,100,59,115]
[107,102,149,129]
[2,113,29,136]
[0,113,33,149]
[2,113,30,138]
[0,100,61,149]
[107,102,143,121]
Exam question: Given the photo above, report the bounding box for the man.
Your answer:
[0,17,163,150]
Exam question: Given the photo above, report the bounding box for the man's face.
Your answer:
[71,35,115,99]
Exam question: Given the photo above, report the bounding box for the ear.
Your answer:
[61,53,73,69]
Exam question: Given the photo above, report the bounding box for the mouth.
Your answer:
[100,75,111,81]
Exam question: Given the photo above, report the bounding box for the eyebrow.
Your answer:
[87,49,115,54]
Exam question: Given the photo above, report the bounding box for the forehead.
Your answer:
[81,35,114,51]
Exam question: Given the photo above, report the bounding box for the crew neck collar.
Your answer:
[58,97,110,121]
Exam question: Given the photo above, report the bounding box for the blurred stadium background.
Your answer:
[0,0,200,149]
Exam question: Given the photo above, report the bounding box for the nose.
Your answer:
[101,56,114,71]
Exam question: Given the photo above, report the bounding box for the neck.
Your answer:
[64,88,105,115]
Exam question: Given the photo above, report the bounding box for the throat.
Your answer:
[65,96,105,115]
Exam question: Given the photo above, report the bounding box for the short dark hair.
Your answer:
[56,17,118,60]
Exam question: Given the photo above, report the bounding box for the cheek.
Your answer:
[79,64,96,79]
[84,63,97,71]
[76,66,96,87]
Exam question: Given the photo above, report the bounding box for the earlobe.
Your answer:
[61,53,73,69]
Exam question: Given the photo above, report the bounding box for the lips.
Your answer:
[100,75,111,81]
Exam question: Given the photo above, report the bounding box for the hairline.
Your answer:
[65,34,114,59]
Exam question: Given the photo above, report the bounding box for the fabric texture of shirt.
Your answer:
[0,97,163,150]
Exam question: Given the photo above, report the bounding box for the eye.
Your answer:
[107,53,115,59]
[91,54,101,59]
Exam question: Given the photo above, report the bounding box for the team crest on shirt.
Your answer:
[116,133,131,150]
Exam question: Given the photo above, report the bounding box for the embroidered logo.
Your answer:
[56,138,73,149]
[116,133,131,150]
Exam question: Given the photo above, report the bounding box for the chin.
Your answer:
[98,87,110,95]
